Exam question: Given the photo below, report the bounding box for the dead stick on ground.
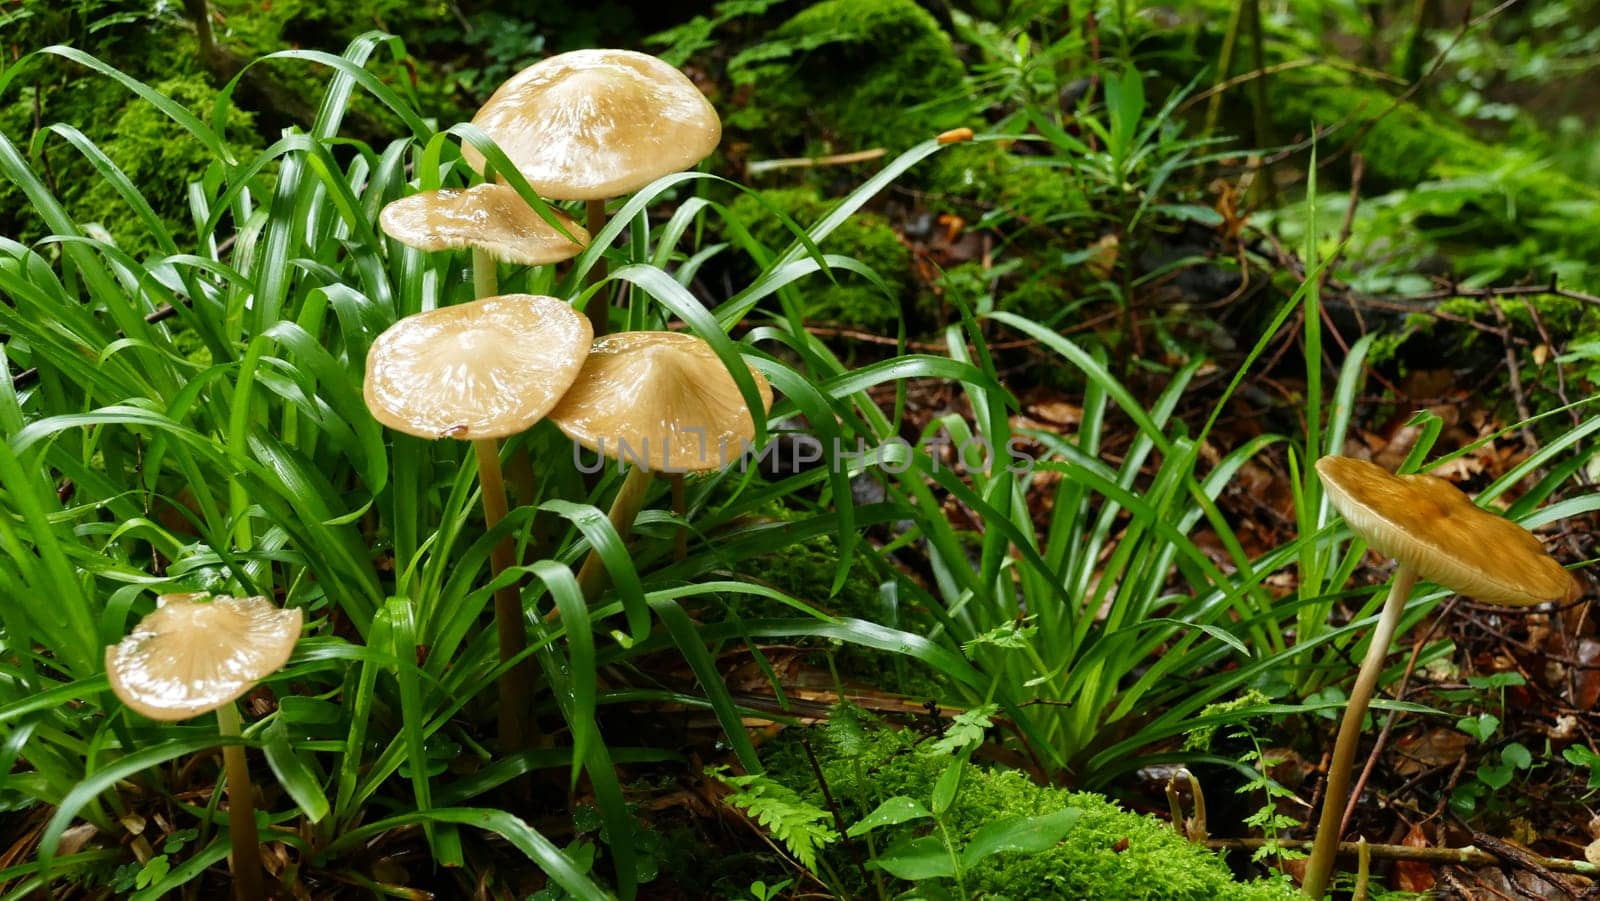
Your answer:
[746,148,887,176]
[1472,832,1582,899]
[1203,838,1599,877]
[1489,298,1538,449]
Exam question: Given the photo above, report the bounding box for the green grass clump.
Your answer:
[764,716,1298,900]
[728,186,914,330]
[726,0,965,149]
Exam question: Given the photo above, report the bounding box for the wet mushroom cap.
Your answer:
[378,184,589,266]
[1316,455,1579,606]
[460,49,721,200]
[364,294,593,440]
[548,331,772,472]
[105,594,303,722]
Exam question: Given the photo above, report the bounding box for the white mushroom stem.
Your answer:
[574,465,655,602]
[215,702,266,901]
[472,437,531,752]
[1302,564,1419,899]
[585,199,610,337]
[471,247,498,300]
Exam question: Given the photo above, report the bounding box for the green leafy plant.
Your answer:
[711,766,841,874]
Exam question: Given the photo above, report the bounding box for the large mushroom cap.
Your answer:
[549,331,772,472]
[364,293,592,440]
[1316,456,1579,606]
[460,49,721,200]
[379,184,589,266]
[106,594,303,721]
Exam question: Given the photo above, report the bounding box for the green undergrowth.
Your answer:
[1268,80,1600,276]
[725,0,965,151]
[756,710,1299,900]
[726,187,916,331]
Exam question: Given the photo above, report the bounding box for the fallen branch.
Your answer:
[1204,837,1599,877]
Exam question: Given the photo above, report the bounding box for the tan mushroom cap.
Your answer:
[1316,456,1579,606]
[379,184,589,266]
[106,594,303,721]
[364,294,592,440]
[548,331,772,472]
[460,49,721,200]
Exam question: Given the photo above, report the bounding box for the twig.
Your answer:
[1180,59,1406,116]
[1204,837,1600,875]
[1489,298,1539,449]
[1523,301,1581,433]
[1362,279,1600,310]
[1471,832,1582,899]
[11,303,181,389]
[801,737,872,891]
[1321,0,1524,172]
[745,149,887,176]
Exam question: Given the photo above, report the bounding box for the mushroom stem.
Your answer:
[471,247,498,300]
[1302,564,1419,899]
[575,465,655,602]
[472,437,531,752]
[585,198,610,337]
[669,473,687,561]
[215,702,266,901]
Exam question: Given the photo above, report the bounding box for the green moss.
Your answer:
[726,187,915,330]
[726,0,965,149]
[1268,80,1600,265]
[76,76,258,257]
[764,717,1297,900]
[925,141,1089,228]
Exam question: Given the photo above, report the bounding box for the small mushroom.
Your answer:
[547,331,772,598]
[379,183,589,300]
[364,293,592,751]
[460,49,721,334]
[106,593,303,901]
[1300,456,1580,898]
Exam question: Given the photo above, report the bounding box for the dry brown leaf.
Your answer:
[1395,823,1436,892]
[1393,728,1472,776]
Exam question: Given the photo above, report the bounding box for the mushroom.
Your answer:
[105,592,303,901]
[378,182,589,300]
[363,293,592,751]
[1301,455,1580,898]
[545,331,772,599]
[459,49,721,333]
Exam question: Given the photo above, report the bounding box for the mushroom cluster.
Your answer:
[1300,456,1580,898]
[363,47,733,753]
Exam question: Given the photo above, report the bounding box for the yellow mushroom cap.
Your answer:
[378,184,589,265]
[1316,455,1579,606]
[364,294,593,440]
[105,594,303,721]
[460,49,721,200]
[548,331,772,472]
